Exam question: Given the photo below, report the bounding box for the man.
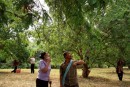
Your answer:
[11,59,19,73]
[116,58,124,81]
[30,57,35,73]
[60,51,85,87]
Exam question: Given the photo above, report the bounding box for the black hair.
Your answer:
[63,51,69,58]
[40,52,46,59]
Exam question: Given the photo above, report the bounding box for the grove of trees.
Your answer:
[0,0,130,77]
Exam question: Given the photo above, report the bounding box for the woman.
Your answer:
[36,52,51,87]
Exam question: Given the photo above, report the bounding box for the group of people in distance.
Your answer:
[11,51,124,87]
[11,57,35,74]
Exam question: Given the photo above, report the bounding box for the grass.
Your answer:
[0,67,130,87]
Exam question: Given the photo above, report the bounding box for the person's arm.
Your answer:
[60,65,63,87]
[73,60,85,66]
[41,58,51,73]
[60,76,63,87]
[41,63,50,73]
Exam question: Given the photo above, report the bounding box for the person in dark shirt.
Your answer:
[60,51,85,87]
[11,59,19,73]
[116,58,124,81]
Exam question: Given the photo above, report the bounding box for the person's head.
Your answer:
[117,58,124,65]
[63,51,72,59]
[40,52,49,59]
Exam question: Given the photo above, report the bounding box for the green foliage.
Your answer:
[0,0,130,69]
[97,0,130,66]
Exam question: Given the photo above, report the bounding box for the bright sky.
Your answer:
[28,0,49,42]
[39,0,49,11]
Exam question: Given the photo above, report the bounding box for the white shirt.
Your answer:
[30,58,35,64]
[37,60,51,81]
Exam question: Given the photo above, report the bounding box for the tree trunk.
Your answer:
[82,63,90,78]
[76,48,90,78]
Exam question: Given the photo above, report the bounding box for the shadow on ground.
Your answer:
[79,75,130,87]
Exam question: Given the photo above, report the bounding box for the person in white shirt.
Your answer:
[36,52,51,87]
[30,57,35,73]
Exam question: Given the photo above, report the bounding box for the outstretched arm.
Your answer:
[73,60,85,66]
[41,57,51,73]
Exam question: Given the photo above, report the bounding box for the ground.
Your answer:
[0,67,130,87]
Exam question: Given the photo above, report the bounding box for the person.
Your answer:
[36,52,51,87]
[60,51,85,87]
[11,59,19,73]
[116,58,124,81]
[30,57,35,73]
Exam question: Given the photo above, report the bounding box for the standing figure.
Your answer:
[116,58,124,81]
[36,52,51,87]
[30,57,35,73]
[60,51,85,87]
[11,59,19,73]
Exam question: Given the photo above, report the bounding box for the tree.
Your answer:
[97,0,130,67]
[0,0,129,75]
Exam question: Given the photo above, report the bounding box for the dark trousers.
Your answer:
[31,64,35,73]
[118,72,123,81]
[64,84,79,87]
[11,66,17,73]
[36,78,48,87]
